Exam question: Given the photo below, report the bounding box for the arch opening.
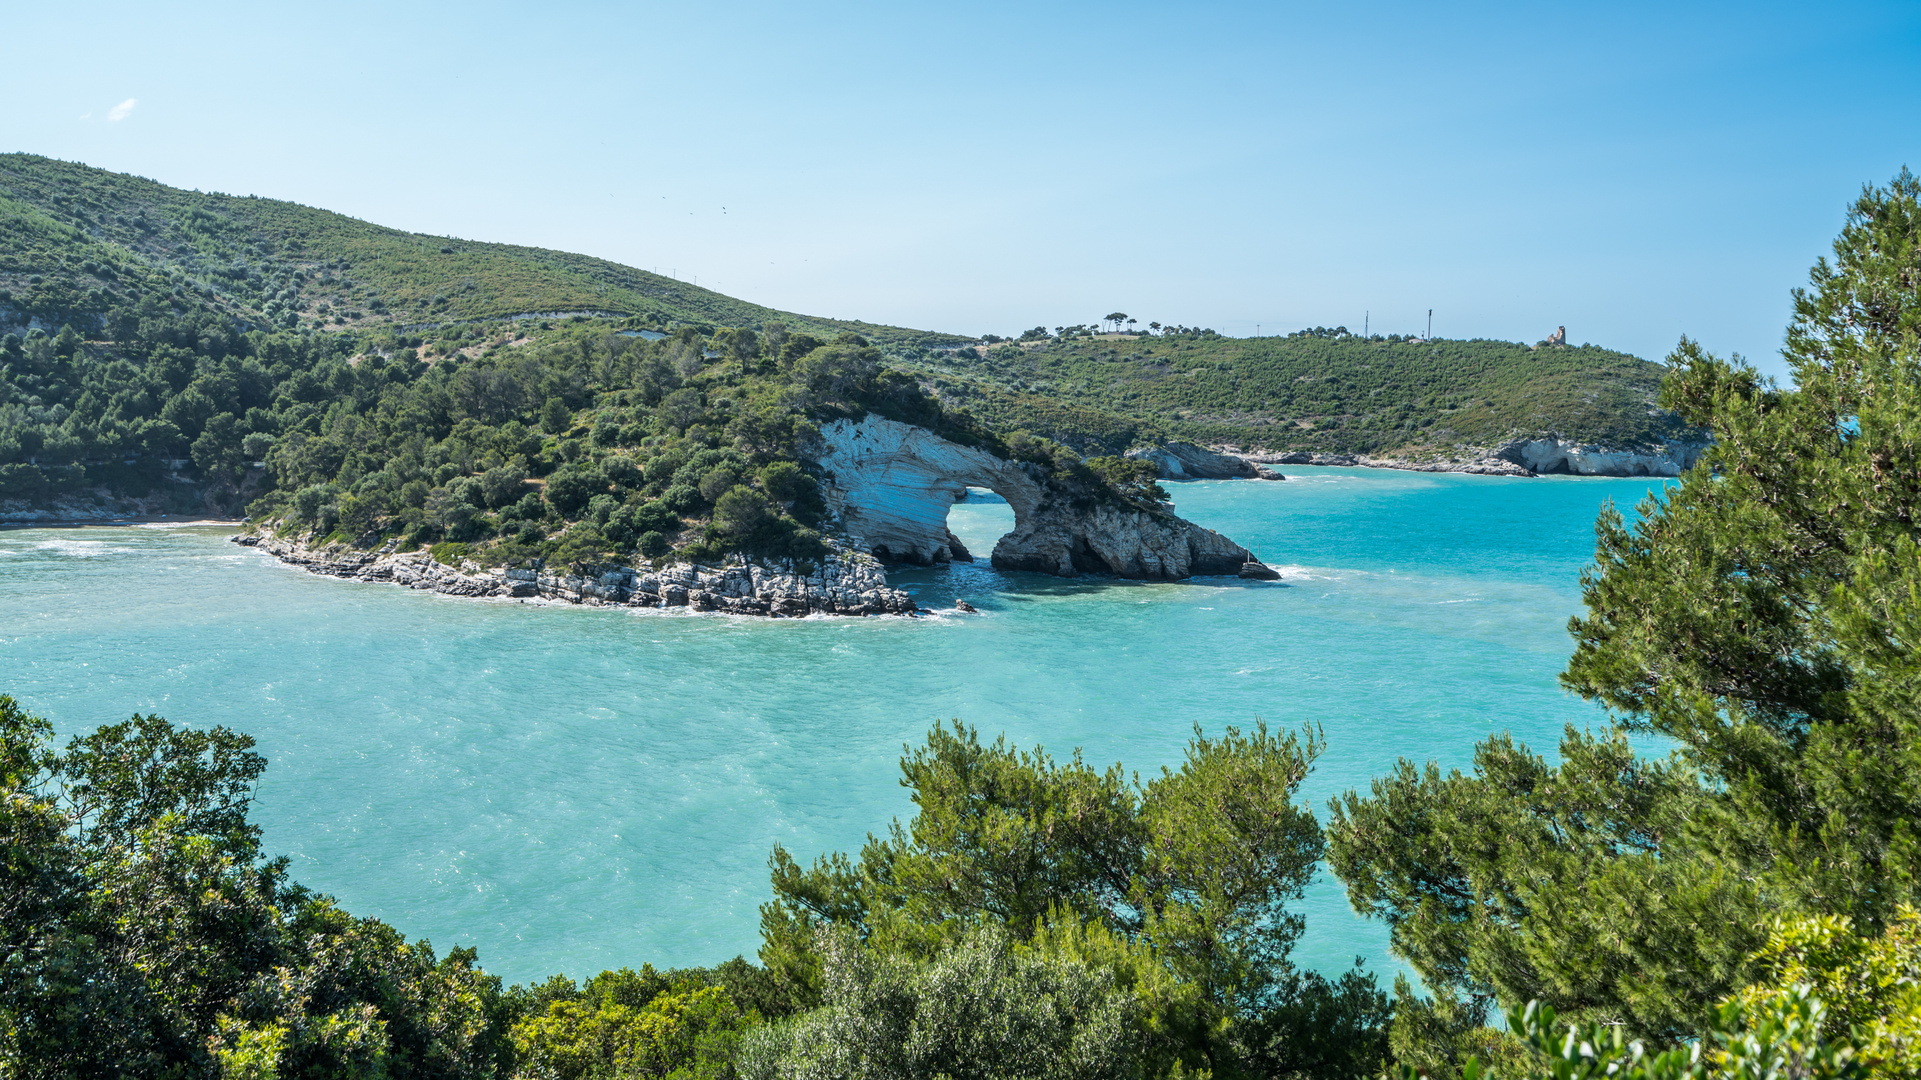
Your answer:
[940,486,1017,565]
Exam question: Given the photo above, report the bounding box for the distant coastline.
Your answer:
[1233,435,1707,479]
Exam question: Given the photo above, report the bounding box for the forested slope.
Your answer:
[1,159,1192,563]
[1,153,1697,473]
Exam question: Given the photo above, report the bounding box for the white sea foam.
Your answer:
[34,539,132,557]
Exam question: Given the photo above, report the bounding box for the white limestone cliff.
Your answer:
[1491,437,1708,477]
[807,415,1040,565]
[1126,441,1276,480]
[810,415,1255,580]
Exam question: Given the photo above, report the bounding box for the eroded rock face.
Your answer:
[811,416,1044,565]
[1126,441,1266,480]
[811,416,1254,581]
[991,501,1254,579]
[1241,437,1709,477]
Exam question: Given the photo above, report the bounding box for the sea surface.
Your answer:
[0,466,1670,986]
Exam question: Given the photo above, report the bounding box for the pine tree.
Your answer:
[1326,170,1921,1058]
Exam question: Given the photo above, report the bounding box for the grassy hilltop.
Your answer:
[0,153,959,348]
[893,327,1696,458]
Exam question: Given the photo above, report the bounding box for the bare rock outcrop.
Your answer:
[233,530,917,617]
[1126,441,1275,481]
[811,416,1254,581]
[990,501,1254,578]
[809,416,1038,565]
[1491,436,1708,477]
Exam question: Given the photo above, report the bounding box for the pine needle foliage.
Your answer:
[1326,170,1921,1064]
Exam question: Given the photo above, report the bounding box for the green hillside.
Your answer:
[0,153,958,348]
[0,157,1167,571]
[888,328,1697,457]
[0,152,1697,521]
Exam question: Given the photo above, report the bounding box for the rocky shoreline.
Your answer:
[1236,435,1709,478]
[232,528,920,617]
[1241,449,1536,476]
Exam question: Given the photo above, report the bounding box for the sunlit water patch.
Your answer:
[0,467,1669,984]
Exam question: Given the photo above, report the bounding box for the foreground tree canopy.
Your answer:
[756,720,1391,1078]
[0,699,1388,1079]
[1327,170,1921,1072]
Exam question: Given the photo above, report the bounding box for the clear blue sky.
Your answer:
[5,1,1918,377]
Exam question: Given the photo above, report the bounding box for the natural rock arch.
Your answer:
[808,416,1254,581]
[808,415,1040,565]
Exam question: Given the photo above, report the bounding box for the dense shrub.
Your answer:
[698,466,739,503]
[740,928,1133,1080]
[713,485,770,539]
[602,454,643,489]
[544,463,606,516]
[511,972,755,1080]
[479,464,527,509]
[661,483,702,514]
[758,461,809,503]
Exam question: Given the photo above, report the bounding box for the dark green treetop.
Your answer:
[760,719,1392,1079]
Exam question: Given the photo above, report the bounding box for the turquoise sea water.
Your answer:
[0,467,1669,986]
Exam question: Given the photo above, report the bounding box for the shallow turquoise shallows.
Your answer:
[0,467,1669,986]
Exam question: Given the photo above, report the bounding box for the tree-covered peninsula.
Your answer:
[0,156,1198,580]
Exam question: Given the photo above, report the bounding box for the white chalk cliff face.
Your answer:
[810,416,1254,580]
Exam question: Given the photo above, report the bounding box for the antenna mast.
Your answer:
[1427,309,1432,338]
